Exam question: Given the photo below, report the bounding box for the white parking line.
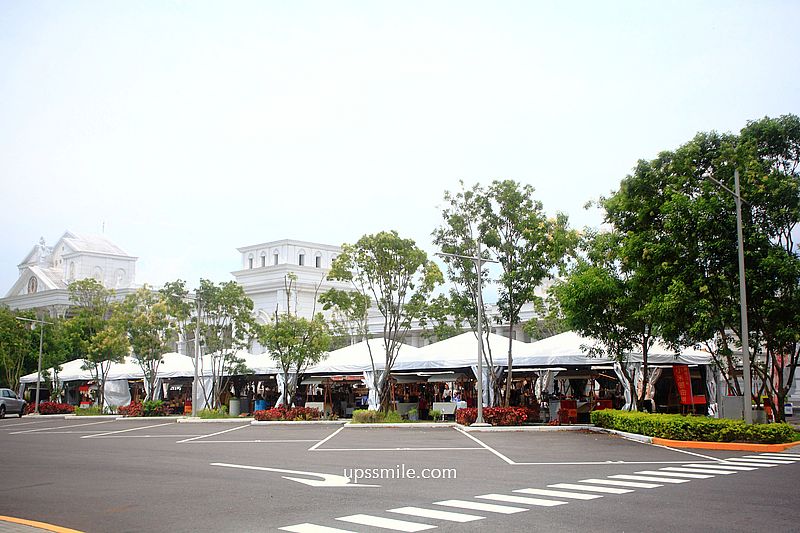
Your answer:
[579,478,662,489]
[609,474,689,484]
[513,488,602,500]
[549,483,632,494]
[759,453,800,460]
[82,422,174,439]
[1,420,50,428]
[738,456,794,464]
[387,507,485,523]
[650,443,722,461]
[308,426,344,451]
[183,439,318,444]
[476,493,568,507]
[453,427,515,465]
[636,470,713,479]
[317,447,483,452]
[433,500,528,514]
[279,523,357,533]
[721,461,775,467]
[335,514,436,532]
[176,424,249,443]
[10,419,116,434]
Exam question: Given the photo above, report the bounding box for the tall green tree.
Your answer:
[434,180,577,406]
[0,307,36,390]
[117,286,176,400]
[596,114,800,420]
[259,274,331,408]
[195,279,255,408]
[323,231,443,412]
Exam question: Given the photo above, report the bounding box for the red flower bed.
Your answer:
[253,406,321,421]
[24,402,75,415]
[118,402,143,417]
[456,406,538,426]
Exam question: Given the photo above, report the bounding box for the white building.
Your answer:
[232,239,350,323]
[1,231,138,316]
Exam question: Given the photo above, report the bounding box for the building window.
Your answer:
[261,253,266,267]
[274,253,279,265]
[27,276,38,294]
[69,262,75,280]
[298,254,305,266]
[248,257,254,269]
[315,255,322,268]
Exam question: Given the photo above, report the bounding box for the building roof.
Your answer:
[59,232,133,257]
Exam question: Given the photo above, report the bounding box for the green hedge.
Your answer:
[590,409,796,444]
[351,409,404,424]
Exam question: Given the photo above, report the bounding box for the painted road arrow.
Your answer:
[210,462,380,487]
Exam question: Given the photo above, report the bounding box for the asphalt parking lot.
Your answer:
[1,417,798,533]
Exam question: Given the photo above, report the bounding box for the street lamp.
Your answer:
[703,169,753,424]
[437,241,498,426]
[16,316,53,415]
[168,292,202,417]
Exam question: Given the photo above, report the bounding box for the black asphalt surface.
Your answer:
[1,417,798,533]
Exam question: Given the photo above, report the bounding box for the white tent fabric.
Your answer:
[513,331,713,366]
[401,332,530,371]
[103,379,131,409]
[275,372,298,407]
[306,339,418,374]
[470,365,503,406]
[706,366,719,417]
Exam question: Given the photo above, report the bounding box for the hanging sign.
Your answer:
[672,364,693,405]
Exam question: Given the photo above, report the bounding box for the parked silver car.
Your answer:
[0,388,26,418]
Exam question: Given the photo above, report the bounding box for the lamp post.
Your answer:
[437,242,498,426]
[169,292,202,417]
[16,316,53,415]
[703,169,753,424]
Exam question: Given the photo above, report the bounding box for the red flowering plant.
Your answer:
[118,402,143,417]
[253,406,321,421]
[24,402,75,415]
[456,407,537,426]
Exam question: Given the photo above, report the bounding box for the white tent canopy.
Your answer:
[513,331,713,366]
[395,332,531,371]
[306,339,421,374]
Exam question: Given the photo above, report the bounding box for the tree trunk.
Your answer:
[504,331,513,407]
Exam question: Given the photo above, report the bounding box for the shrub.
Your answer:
[429,409,442,421]
[351,409,382,423]
[118,401,168,417]
[253,406,321,421]
[118,402,142,417]
[74,405,104,416]
[456,407,538,426]
[24,402,74,415]
[590,409,797,444]
[198,407,229,419]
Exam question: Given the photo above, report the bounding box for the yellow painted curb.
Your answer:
[652,437,800,452]
[0,516,84,533]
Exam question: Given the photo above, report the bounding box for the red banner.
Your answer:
[673,364,693,405]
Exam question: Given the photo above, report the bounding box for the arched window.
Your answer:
[69,262,75,280]
[248,254,254,269]
[27,276,38,294]
[92,267,103,281]
[273,250,280,265]
[298,249,306,267]
[315,253,322,268]
[261,252,266,267]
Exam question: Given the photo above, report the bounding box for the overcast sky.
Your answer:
[1,1,798,301]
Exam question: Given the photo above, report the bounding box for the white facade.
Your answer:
[1,231,138,315]
[232,239,349,322]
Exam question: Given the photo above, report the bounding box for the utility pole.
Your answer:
[16,316,53,415]
[438,242,498,426]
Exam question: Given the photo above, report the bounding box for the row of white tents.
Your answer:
[20,330,715,411]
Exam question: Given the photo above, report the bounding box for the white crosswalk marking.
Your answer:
[549,483,633,494]
[725,458,787,466]
[579,478,661,489]
[387,507,485,523]
[279,524,357,533]
[759,453,800,459]
[738,456,794,464]
[636,470,713,479]
[759,453,800,460]
[433,500,528,514]
[684,464,756,471]
[662,467,736,475]
[721,461,775,467]
[336,514,436,532]
[476,493,568,507]
[514,488,602,500]
[609,474,689,484]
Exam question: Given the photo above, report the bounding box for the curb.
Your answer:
[592,427,654,443]
[344,422,457,428]
[460,424,595,432]
[251,420,347,426]
[177,417,254,423]
[651,437,800,452]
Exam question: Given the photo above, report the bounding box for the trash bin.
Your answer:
[784,403,793,418]
[229,398,241,417]
[254,399,267,411]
